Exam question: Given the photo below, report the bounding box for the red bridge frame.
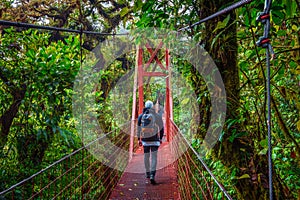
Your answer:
[130,41,173,160]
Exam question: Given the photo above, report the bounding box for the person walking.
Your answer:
[137,100,164,185]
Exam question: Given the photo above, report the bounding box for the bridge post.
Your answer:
[137,47,144,114]
[165,48,172,142]
[129,46,139,161]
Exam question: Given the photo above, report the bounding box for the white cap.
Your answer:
[145,100,153,108]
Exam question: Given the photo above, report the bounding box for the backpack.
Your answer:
[141,110,157,140]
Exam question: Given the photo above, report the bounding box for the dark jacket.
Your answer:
[137,108,164,142]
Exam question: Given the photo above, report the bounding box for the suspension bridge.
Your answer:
[0,0,276,199]
[0,36,233,200]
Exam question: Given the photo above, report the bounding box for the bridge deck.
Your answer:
[109,142,180,200]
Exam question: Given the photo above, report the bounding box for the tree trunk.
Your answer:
[0,84,26,148]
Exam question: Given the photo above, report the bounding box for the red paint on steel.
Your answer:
[165,48,171,142]
[142,72,167,77]
[129,51,139,161]
[166,49,174,121]
[145,43,166,70]
[144,41,164,70]
[137,46,144,115]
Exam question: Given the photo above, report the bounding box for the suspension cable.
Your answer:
[0,20,128,36]
[178,0,253,31]
[256,0,274,199]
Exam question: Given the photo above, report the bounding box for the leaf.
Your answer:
[181,98,190,105]
[278,66,284,76]
[285,0,297,17]
[43,130,48,141]
[237,174,251,179]
[120,7,129,17]
[227,119,238,129]
[259,148,268,155]
[289,61,297,68]
[229,134,236,143]
[297,120,300,132]
[52,126,57,133]
[277,30,286,36]
[26,49,36,58]
[59,129,70,146]
[282,157,288,161]
[259,138,268,148]
[210,21,235,49]
[291,25,298,31]
[193,31,202,42]
[213,14,230,33]
[272,10,285,25]
[134,0,143,12]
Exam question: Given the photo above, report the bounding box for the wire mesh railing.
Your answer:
[169,120,233,200]
[0,122,136,200]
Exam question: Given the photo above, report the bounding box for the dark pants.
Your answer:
[143,146,159,177]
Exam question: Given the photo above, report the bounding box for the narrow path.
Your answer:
[109,142,180,200]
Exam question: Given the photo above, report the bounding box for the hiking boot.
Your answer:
[146,172,150,178]
[150,175,156,185]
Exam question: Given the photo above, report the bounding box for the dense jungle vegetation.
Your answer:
[0,0,299,199]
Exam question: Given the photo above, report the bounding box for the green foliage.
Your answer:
[0,28,82,190]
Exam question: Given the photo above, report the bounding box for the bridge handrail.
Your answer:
[170,120,233,200]
[0,121,131,196]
